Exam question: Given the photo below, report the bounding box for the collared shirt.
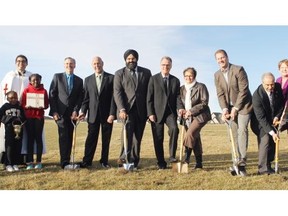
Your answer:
[221,67,229,84]
[95,73,102,92]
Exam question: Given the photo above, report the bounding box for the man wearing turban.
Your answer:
[113,49,152,170]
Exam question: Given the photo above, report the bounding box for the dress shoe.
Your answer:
[169,158,178,163]
[80,162,92,168]
[157,165,167,170]
[267,166,275,174]
[101,163,111,169]
[238,166,247,177]
[257,171,270,176]
[157,161,167,170]
[194,163,203,169]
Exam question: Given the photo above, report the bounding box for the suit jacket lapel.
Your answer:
[62,72,70,95]
[98,72,107,94]
[158,73,167,95]
[90,74,98,96]
[190,82,198,99]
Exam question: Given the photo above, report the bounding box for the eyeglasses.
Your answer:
[184,75,194,78]
[16,60,27,63]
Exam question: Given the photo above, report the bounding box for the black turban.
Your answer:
[123,49,139,61]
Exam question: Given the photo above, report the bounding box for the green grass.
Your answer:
[1,120,288,190]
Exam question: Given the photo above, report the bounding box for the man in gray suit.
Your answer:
[113,49,152,169]
[147,56,185,169]
[214,49,252,176]
[79,56,116,169]
[49,57,83,170]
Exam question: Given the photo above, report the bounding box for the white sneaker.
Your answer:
[6,165,13,172]
[12,165,19,171]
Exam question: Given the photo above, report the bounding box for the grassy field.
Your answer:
[1,119,288,190]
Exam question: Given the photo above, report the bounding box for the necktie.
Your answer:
[131,69,137,85]
[96,75,101,92]
[163,77,168,94]
[269,91,274,115]
[67,75,72,94]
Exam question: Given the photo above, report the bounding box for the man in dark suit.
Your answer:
[251,72,284,175]
[147,56,185,169]
[78,56,116,169]
[113,49,152,169]
[49,57,83,170]
[214,49,252,176]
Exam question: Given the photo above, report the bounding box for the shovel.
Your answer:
[273,123,281,174]
[225,119,240,176]
[122,117,134,171]
[172,119,188,173]
[275,137,280,174]
[71,118,81,169]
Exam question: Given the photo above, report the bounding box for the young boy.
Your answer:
[0,91,26,172]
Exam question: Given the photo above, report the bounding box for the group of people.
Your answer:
[215,50,287,176]
[0,49,287,176]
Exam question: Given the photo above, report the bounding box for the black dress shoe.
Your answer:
[157,165,167,170]
[194,163,203,169]
[157,161,167,170]
[257,171,270,175]
[238,166,247,176]
[268,167,275,174]
[80,162,92,168]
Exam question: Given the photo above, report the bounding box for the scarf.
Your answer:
[184,80,196,110]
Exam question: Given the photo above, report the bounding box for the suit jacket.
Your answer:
[113,66,151,121]
[179,82,211,123]
[147,73,184,123]
[49,72,83,117]
[250,83,284,137]
[81,71,116,124]
[214,63,252,114]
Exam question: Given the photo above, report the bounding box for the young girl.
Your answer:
[0,91,26,172]
[21,73,49,169]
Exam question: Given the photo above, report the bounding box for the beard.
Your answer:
[126,62,137,70]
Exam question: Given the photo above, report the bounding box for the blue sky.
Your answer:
[0,26,288,113]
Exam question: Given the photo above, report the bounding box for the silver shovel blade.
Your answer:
[123,163,134,171]
[230,166,240,176]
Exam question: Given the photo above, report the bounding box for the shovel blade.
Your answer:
[123,163,134,171]
[172,162,189,173]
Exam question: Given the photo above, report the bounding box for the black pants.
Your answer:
[82,115,113,165]
[26,118,44,163]
[5,124,23,166]
[151,111,179,167]
[56,117,74,168]
[119,105,146,167]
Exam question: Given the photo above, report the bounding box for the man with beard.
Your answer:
[113,49,152,170]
